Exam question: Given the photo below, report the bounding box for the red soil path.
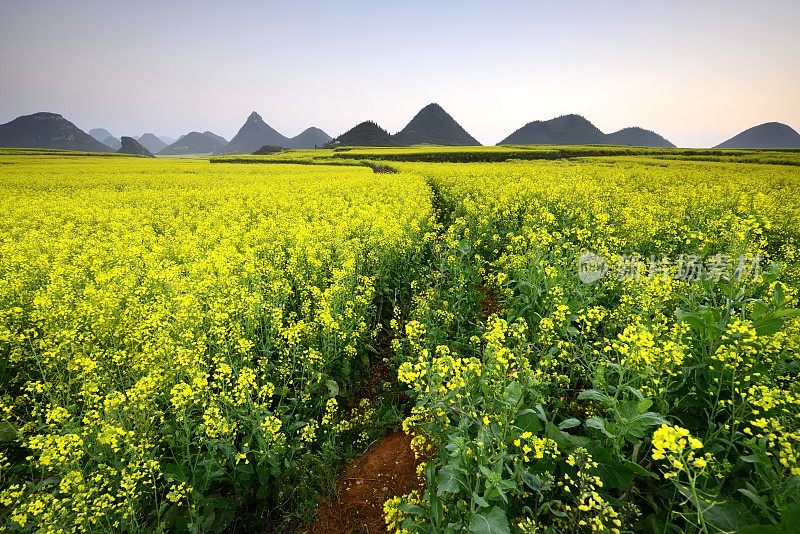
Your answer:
[309,430,422,534]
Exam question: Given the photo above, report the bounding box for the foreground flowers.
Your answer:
[0,154,434,531]
[386,158,800,533]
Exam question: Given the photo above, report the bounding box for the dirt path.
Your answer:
[309,430,422,534]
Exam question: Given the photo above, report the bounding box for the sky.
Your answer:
[0,0,798,147]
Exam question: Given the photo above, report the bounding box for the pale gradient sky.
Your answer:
[1,0,798,147]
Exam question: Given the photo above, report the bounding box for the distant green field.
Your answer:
[210,144,800,166]
[0,148,128,157]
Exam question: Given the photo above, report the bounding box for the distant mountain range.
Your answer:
[92,128,177,152]
[327,104,479,148]
[158,131,228,155]
[217,112,332,154]
[714,122,800,149]
[0,113,112,152]
[499,114,676,147]
[1,111,799,152]
[89,128,114,142]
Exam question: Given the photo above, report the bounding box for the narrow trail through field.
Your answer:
[305,173,441,534]
[310,430,422,534]
[304,357,423,534]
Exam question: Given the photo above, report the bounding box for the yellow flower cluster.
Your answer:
[513,432,559,463]
[651,424,710,478]
[608,322,688,396]
[554,448,622,534]
[384,490,421,533]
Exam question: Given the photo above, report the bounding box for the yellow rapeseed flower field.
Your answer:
[1,150,799,533]
[0,154,433,531]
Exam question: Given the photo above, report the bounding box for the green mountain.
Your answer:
[606,127,675,147]
[158,131,228,155]
[118,136,154,158]
[391,104,480,146]
[327,121,391,147]
[714,122,800,149]
[289,127,332,149]
[0,112,113,152]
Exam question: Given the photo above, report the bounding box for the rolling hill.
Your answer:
[289,127,332,149]
[158,131,228,155]
[327,121,391,147]
[0,112,113,152]
[499,114,607,145]
[714,122,800,149]
[391,104,480,146]
[606,127,675,148]
[499,114,675,147]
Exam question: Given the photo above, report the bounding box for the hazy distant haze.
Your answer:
[1,0,798,147]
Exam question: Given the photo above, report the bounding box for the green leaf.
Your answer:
[737,488,773,520]
[701,498,756,532]
[479,465,495,479]
[437,465,467,496]
[472,493,490,508]
[774,283,785,306]
[774,308,800,318]
[558,418,581,430]
[752,301,768,319]
[504,381,522,405]
[0,422,17,442]
[545,421,561,441]
[754,317,785,336]
[782,502,800,531]
[430,492,444,524]
[625,412,667,439]
[398,502,425,515]
[326,379,339,398]
[163,463,188,483]
[520,471,549,492]
[739,526,785,534]
[676,309,706,332]
[586,416,617,438]
[468,507,510,534]
[513,410,542,435]
[577,389,610,404]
